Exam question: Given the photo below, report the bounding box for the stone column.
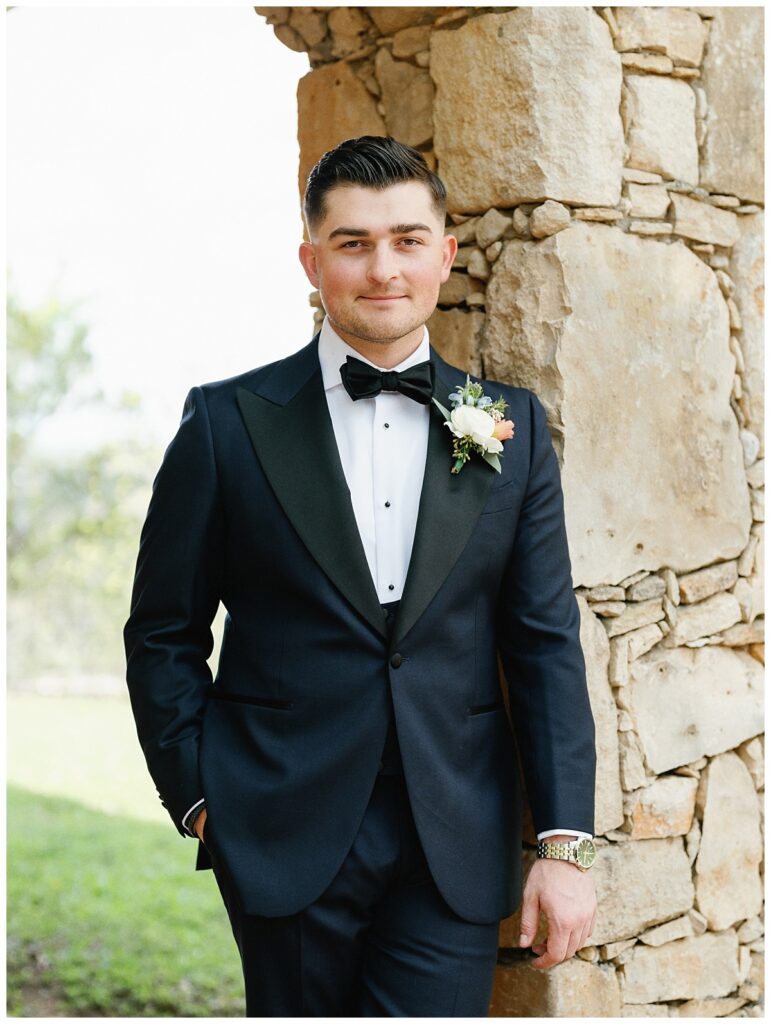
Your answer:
[257,7,764,1016]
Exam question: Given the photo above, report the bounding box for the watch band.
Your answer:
[537,836,597,870]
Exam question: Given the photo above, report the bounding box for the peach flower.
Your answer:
[492,419,515,442]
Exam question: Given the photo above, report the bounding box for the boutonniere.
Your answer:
[432,375,515,474]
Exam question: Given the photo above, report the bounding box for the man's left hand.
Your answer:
[518,840,597,969]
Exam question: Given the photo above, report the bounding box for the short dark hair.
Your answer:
[303,135,447,235]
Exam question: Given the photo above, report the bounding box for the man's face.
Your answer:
[298,180,457,349]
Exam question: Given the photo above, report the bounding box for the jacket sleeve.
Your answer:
[124,386,225,836]
[495,390,596,837]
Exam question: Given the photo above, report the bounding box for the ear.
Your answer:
[298,241,319,288]
[439,231,459,283]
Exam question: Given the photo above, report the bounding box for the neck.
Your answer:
[328,321,426,370]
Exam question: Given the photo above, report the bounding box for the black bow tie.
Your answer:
[339,355,435,406]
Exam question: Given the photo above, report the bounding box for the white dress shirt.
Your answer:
[181,318,591,842]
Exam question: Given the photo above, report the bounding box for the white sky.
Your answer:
[6,5,312,448]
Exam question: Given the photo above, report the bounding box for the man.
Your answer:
[124,135,597,1017]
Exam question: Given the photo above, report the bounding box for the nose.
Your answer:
[366,242,399,285]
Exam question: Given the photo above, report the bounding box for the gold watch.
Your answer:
[537,836,597,871]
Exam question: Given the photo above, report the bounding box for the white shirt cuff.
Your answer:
[537,828,593,840]
[182,797,206,836]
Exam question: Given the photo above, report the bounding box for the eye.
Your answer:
[400,238,421,246]
[341,240,363,249]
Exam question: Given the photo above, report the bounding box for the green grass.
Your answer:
[7,785,243,1016]
[6,692,244,1016]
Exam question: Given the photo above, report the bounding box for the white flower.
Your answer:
[445,405,504,454]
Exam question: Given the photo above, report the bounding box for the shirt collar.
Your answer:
[318,315,431,394]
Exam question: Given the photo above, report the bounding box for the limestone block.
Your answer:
[626,183,671,219]
[609,635,630,685]
[437,271,483,307]
[626,624,663,661]
[466,249,489,281]
[719,619,764,647]
[430,8,623,212]
[669,193,740,247]
[483,223,751,588]
[627,575,666,601]
[573,207,623,223]
[588,585,626,602]
[737,532,761,581]
[613,6,707,66]
[627,645,764,774]
[729,213,764,455]
[737,735,764,791]
[621,930,740,1003]
[530,200,571,238]
[737,917,764,945]
[624,775,698,839]
[448,216,480,246]
[694,752,763,930]
[591,837,694,945]
[666,591,742,645]
[624,75,698,184]
[678,560,739,603]
[677,995,748,1016]
[297,62,386,205]
[489,956,621,1017]
[392,25,431,58]
[273,22,306,54]
[628,221,672,237]
[288,8,327,47]
[749,524,761,618]
[620,52,673,75]
[619,731,647,793]
[366,7,429,35]
[599,937,636,960]
[578,596,624,836]
[604,600,665,640]
[326,6,369,40]
[425,308,483,377]
[639,913,694,947]
[700,7,764,203]
[623,167,663,184]
[374,49,433,148]
[474,208,511,249]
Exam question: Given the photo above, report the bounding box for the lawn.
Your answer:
[7,693,244,1016]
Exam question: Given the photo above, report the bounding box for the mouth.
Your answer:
[360,295,407,302]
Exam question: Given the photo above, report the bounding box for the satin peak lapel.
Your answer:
[236,341,387,639]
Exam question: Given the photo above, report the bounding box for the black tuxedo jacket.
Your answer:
[124,332,595,925]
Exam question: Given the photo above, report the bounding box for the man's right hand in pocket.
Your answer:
[194,808,208,842]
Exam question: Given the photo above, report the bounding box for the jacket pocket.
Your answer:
[209,690,293,710]
[467,700,504,716]
[479,479,515,516]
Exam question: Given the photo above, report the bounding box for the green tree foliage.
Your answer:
[7,284,160,683]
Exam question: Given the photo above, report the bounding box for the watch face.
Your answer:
[576,838,596,868]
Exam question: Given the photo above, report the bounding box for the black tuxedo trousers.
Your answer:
[207,599,500,1016]
[124,336,596,961]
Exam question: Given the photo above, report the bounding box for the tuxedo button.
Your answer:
[390,653,402,668]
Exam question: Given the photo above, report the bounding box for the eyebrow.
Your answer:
[328,222,434,240]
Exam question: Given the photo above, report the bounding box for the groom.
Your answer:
[124,135,597,1017]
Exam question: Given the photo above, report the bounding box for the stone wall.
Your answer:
[256,6,764,1016]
